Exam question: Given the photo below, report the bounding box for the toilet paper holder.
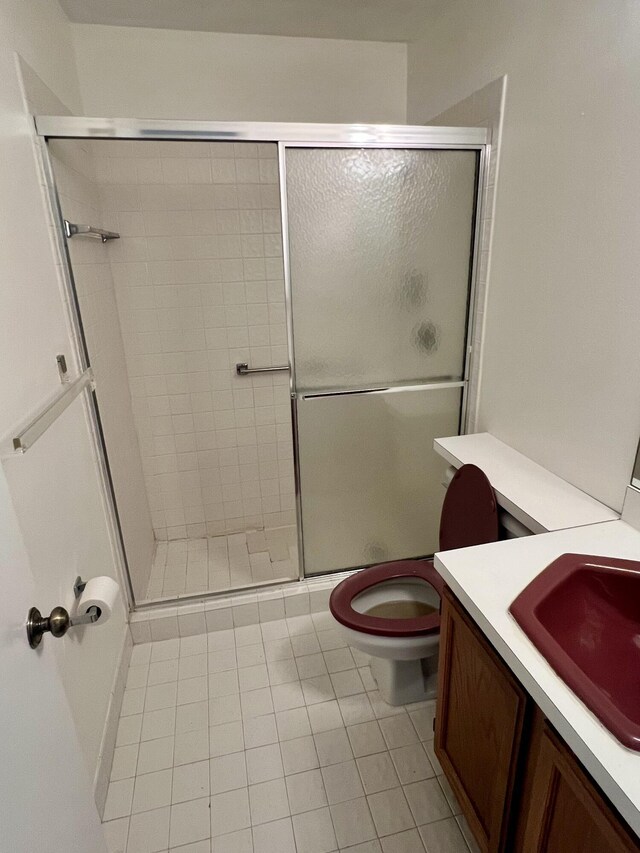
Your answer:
[26,576,101,649]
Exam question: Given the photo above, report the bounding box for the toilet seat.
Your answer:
[330,559,444,637]
[329,464,498,638]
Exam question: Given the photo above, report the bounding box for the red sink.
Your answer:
[510,553,640,750]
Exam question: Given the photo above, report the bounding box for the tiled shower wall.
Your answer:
[91,140,296,541]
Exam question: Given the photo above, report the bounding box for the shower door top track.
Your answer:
[34,115,488,148]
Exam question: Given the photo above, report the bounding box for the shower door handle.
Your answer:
[236,362,290,376]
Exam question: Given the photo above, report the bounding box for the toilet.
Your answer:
[329,464,499,705]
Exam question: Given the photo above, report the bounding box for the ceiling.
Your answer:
[58,0,435,43]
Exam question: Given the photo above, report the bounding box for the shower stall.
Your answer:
[37,117,487,608]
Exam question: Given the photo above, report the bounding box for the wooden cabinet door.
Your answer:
[435,587,529,852]
[522,725,640,852]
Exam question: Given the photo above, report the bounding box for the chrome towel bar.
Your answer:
[236,362,290,376]
[64,220,120,242]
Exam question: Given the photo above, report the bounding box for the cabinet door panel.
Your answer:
[435,588,528,852]
[523,726,640,853]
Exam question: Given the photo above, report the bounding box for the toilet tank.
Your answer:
[442,465,534,540]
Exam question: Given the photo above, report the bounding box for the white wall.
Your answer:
[407,0,640,512]
[70,24,407,123]
[0,0,128,807]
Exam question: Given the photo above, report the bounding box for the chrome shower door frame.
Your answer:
[36,116,489,599]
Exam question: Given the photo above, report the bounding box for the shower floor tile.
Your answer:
[103,616,476,853]
[144,527,299,602]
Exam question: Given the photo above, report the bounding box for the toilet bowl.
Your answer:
[329,464,499,705]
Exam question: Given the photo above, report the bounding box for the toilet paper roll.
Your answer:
[75,576,120,626]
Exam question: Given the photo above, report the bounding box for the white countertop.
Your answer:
[434,433,619,533]
[434,519,640,836]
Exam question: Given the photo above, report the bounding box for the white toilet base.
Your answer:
[370,649,439,706]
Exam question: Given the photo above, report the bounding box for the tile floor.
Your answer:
[104,611,479,853]
[145,528,299,602]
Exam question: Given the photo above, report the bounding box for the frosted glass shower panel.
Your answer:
[297,386,462,575]
[286,148,478,391]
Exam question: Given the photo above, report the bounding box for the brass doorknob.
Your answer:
[26,605,71,649]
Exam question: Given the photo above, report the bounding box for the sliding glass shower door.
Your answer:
[285,147,479,575]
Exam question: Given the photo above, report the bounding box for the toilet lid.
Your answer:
[439,463,499,552]
[329,559,444,637]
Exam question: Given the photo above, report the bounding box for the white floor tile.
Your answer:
[301,676,335,706]
[132,768,172,814]
[296,653,327,679]
[403,780,452,827]
[210,694,242,726]
[246,743,284,784]
[111,745,139,782]
[211,828,253,853]
[209,670,240,698]
[323,648,355,673]
[237,644,266,668]
[170,797,212,848]
[210,752,248,794]
[173,730,207,767]
[103,816,129,853]
[177,676,208,706]
[380,828,425,853]
[321,760,364,805]
[271,681,305,712]
[291,634,321,657]
[418,817,469,853]
[389,745,435,785]
[146,683,178,712]
[367,788,415,837]
[243,714,278,748]
[210,788,251,837]
[122,689,147,717]
[104,778,135,821]
[330,669,365,698]
[379,715,419,750]
[127,806,170,852]
[107,609,459,853]
[330,798,376,848]
[308,700,343,734]
[292,807,337,853]
[281,735,319,775]
[347,722,386,758]
[248,778,290,824]
[313,728,352,767]
[142,708,176,742]
[285,768,327,814]
[239,664,270,692]
[240,687,274,718]
[357,753,400,795]
[210,721,244,757]
[176,701,209,734]
[275,707,311,741]
[172,760,209,804]
[266,659,299,686]
[338,694,375,726]
[252,816,296,853]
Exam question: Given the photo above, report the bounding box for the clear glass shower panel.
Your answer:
[286,148,478,392]
[297,386,462,575]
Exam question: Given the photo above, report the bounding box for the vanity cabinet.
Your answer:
[435,588,640,853]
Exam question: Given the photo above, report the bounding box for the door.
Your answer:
[0,468,106,851]
[284,145,479,575]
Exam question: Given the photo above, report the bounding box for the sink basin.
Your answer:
[510,553,640,750]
